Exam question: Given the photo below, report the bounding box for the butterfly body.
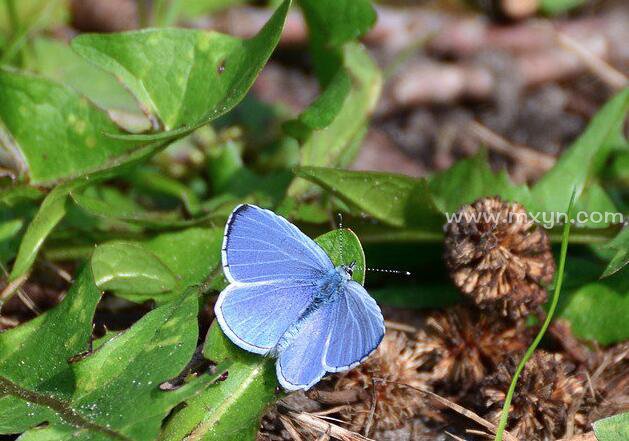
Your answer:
[215,204,385,391]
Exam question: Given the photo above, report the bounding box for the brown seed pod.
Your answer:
[444,196,555,318]
[479,351,586,440]
[417,306,531,394]
[334,331,431,432]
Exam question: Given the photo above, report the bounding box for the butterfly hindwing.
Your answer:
[215,281,318,355]
[222,204,333,284]
[276,305,332,391]
[323,281,385,372]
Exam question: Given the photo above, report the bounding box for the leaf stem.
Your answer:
[494,189,576,441]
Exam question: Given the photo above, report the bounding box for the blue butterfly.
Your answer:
[215,204,385,391]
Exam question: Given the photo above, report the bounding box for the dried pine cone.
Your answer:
[479,351,586,440]
[335,331,430,432]
[444,196,555,318]
[416,306,531,394]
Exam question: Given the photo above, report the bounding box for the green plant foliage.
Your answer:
[26,37,139,113]
[9,181,85,280]
[315,228,366,284]
[0,268,221,440]
[71,0,291,137]
[162,226,367,440]
[92,241,178,296]
[593,412,629,441]
[299,0,376,48]
[531,88,629,213]
[540,0,587,15]
[71,189,206,229]
[0,69,135,185]
[557,271,628,344]
[287,43,382,197]
[296,166,442,228]
[92,228,223,303]
[428,152,533,212]
[601,228,629,277]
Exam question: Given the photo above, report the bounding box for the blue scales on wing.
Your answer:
[323,281,385,372]
[221,204,333,284]
[216,204,334,355]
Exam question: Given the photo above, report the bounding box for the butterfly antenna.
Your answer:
[336,212,343,230]
[367,267,412,276]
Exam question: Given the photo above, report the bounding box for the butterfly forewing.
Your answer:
[222,204,333,284]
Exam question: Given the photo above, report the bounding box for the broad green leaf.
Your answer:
[288,43,382,197]
[299,0,376,47]
[531,88,629,213]
[314,228,366,285]
[1,265,223,440]
[0,267,100,434]
[9,180,86,280]
[0,69,136,185]
[601,228,628,277]
[160,321,277,441]
[296,166,443,228]
[92,241,178,296]
[93,228,224,303]
[557,271,628,345]
[428,152,533,212]
[163,226,369,440]
[26,37,139,113]
[142,227,223,289]
[71,0,291,137]
[593,413,629,441]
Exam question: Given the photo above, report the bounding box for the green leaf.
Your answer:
[601,228,629,278]
[160,321,277,441]
[25,37,139,113]
[531,88,629,213]
[142,227,223,289]
[593,412,629,441]
[282,68,351,140]
[0,68,136,186]
[9,180,85,280]
[428,152,533,212]
[296,166,443,228]
[540,0,586,15]
[1,265,222,440]
[299,0,376,47]
[288,43,382,197]
[163,225,369,440]
[314,228,366,285]
[557,271,629,345]
[94,228,224,303]
[71,0,291,136]
[0,267,100,435]
[92,241,178,296]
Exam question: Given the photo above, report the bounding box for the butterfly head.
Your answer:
[340,260,356,280]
